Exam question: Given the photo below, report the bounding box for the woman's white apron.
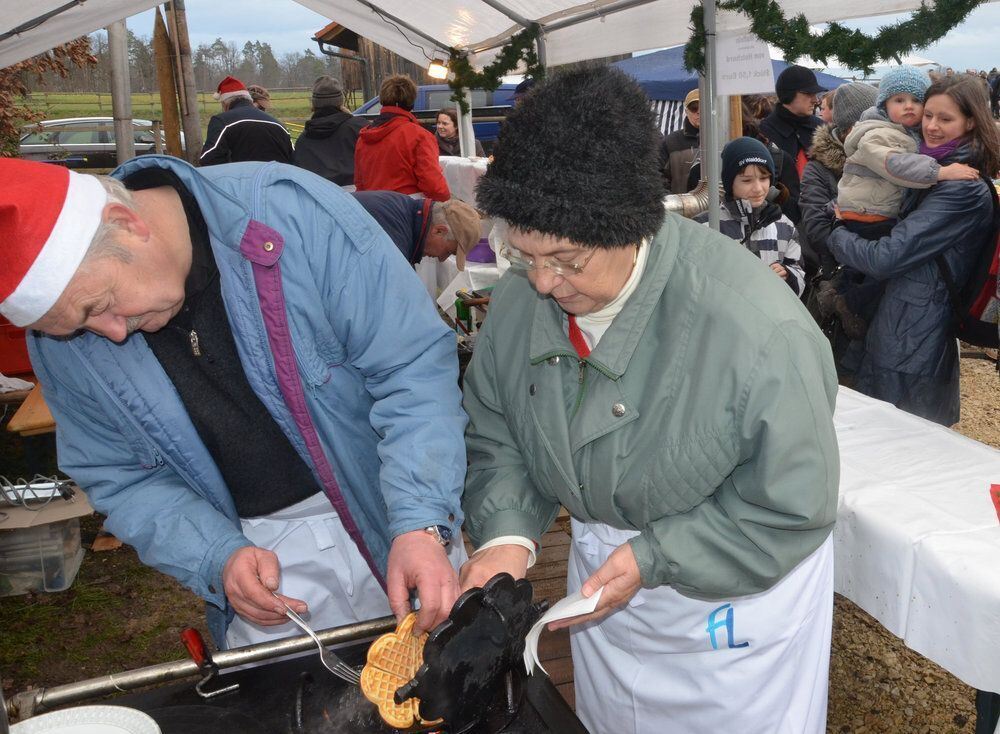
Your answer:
[568,518,834,734]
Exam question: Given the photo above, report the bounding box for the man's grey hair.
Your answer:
[82,175,136,266]
[429,200,455,241]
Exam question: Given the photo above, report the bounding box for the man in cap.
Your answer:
[293,75,369,187]
[351,192,481,268]
[201,75,293,166]
[1,156,468,648]
[759,64,826,223]
[660,88,701,194]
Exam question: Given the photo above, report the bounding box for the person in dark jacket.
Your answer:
[660,89,700,194]
[354,75,451,201]
[200,76,293,166]
[293,75,368,186]
[351,191,481,267]
[799,82,878,280]
[759,65,826,223]
[827,75,1000,426]
[435,108,485,157]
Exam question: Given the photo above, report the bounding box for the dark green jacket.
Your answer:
[462,214,840,598]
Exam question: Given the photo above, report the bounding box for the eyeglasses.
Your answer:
[499,243,598,277]
[688,103,699,113]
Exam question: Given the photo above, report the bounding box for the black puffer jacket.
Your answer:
[798,124,845,278]
[293,108,369,186]
[760,104,822,224]
[200,97,293,166]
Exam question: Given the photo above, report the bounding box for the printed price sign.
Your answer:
[715,32,774,96]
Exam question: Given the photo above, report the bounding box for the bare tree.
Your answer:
[0,38,97,156]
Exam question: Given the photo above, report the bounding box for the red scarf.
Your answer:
[567,315,591,358]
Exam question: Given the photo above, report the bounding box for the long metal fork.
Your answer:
[272,593,361,685]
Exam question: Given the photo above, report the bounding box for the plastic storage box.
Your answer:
[0,518,85,597]
[0,316,32,376]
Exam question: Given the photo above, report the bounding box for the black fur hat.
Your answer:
[476,65,665,248]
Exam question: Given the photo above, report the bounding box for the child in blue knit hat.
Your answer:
[826,65,980,337]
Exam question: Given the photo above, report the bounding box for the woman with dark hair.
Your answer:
[459,65,839,733]
[435,107,485,157]
[828,75,1000,425]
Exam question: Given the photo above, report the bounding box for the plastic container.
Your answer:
[0,316,32,376]
[0,518,85,597]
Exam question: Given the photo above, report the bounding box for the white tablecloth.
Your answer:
[833,387,1000,692]
[439,156,489,206]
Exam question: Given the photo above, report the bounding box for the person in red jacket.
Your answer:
[354,75,451,201]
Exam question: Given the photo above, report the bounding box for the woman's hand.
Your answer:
[459,544,531,591]
[548,542,642,630]
[938,162,979,181]
[770,262,789,280]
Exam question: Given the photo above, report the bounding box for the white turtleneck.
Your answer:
[572,239,649,351]
[473,241,651,567]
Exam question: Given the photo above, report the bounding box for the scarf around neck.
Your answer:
[919,137,964,160]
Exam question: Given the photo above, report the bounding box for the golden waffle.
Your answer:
[361,613,442,729]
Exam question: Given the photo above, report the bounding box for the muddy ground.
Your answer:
[1,350,998,732]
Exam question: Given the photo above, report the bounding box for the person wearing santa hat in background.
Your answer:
[200,75,293,166]
[0,156,468,649]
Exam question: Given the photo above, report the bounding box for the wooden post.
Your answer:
[107,20,136,164]
[153,6,183,157]
[166,0,202,162]
[729,95,744,141]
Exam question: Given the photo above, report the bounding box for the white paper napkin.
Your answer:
[522,586,604,675]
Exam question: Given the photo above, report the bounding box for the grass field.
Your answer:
[20,89,368,141]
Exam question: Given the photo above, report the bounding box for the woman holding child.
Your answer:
[459,66,840,733]
[827,74,1000,425]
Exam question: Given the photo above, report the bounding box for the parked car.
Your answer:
[353,83,518,153]
[19,117,182,169]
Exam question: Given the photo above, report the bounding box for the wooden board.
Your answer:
[6,383,55,436]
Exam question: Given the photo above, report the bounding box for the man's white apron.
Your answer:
[568,519,834,734]
[226,492,466,648]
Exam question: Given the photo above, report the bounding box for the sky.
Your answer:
[129,0,1000,72]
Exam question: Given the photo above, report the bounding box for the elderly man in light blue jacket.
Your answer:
[1,156,467,647]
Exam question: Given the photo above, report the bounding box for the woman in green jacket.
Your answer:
[460,66,840,733]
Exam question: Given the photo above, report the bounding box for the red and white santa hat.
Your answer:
[213,75,252,104]
[0,159,107,327]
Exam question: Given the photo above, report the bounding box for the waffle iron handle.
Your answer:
[179,627,240,699]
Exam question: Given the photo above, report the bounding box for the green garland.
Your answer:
[447,25,545,112]
[684,0,985,74]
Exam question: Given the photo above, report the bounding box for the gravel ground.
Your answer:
[826,349,999,734]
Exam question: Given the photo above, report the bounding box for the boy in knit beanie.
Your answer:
[830,66,979,337]
[695,137,806,295]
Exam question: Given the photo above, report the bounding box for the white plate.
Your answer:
[11,705,160,734]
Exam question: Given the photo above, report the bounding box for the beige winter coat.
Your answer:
[838,118,939,219]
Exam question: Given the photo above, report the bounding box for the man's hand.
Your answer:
[770,262,789,280]
[386,530,461,635]
[548,542,642,631]
[222,546,307,626]
[459,544,531,591]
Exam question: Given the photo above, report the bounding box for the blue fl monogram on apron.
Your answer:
[706,603,750,650]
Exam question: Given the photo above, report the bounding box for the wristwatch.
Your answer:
[424,525,453,548]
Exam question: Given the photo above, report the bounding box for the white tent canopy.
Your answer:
[0,0,957,72]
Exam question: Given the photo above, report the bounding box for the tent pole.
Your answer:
[702,0,721,231]
[457,89,475,158]
[107,19,135,165]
